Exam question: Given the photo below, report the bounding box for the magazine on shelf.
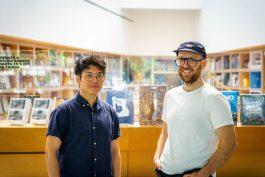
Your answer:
[250,72,261,89]
[139,85,167,125]
[249,52,262,69]
[231,54,239,69]
[30,98,54,124]
[8,98,31,124]
[240,94,265,125]
[105,90,134,125]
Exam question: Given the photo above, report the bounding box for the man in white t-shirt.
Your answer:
[154,41,237,177]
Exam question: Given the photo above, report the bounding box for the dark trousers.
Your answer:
[155,168,213,177]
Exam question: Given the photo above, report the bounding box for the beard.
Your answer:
[178,65,202,84]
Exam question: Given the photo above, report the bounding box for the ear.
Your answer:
[76,75,81,85]
[201,59,208,69]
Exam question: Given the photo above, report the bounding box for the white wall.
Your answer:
[197,0,265,53]
[119,0,203,10]
[124,10,200,56]
[1,0,264,54]
[0,0,130,54]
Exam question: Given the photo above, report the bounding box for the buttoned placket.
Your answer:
[83,103,97,177]
[91,106,97,177]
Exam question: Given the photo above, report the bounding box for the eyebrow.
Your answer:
[84,72,104,75]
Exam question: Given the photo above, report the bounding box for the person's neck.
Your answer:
[79,90,98,107]
[183,77,205,92]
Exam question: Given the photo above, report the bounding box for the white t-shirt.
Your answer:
[160,83,233,175]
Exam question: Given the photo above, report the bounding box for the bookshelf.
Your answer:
[0,35,91,118]
[207,45,265,94]
[152,56,180,88]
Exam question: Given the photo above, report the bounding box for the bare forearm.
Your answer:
[45,151,60,177]
[112,150,121,177]
[200,140,237,176]
[154,133,167,159]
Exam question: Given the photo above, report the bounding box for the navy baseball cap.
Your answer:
[173,41,206,59]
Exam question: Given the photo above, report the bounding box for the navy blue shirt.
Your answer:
[47,93,120,177]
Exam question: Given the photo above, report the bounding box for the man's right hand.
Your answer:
[154,158,161,170]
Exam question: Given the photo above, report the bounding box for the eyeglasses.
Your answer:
[175,57,205,67]
[84,73,105,82]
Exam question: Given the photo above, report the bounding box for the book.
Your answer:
[231,54,239,69]
[223,73,230,86]
[8,98,31,124]
[139,85,167,125]
[249,52,262,69]
[231,73,239,87]
[50,71,61,87]
[105,90,134,124]
[214,57,222,71]
[0,76,11,89]
[30,98,54,124]
[250,72,261,89]
[223,55,230,69]
[240,94,265,125]
[221,91,239,124]
[1,94,12,116]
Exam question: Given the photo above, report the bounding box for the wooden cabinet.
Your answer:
[0,121,265,177]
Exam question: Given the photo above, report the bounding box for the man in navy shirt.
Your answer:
[45,55,121,177]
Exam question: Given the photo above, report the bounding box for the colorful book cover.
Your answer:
[250,72,261,89]
[240,94,265,125]
[139,86,167,125]
[221,91,239,124]
[105,90,134,124]
[221,91,239,113]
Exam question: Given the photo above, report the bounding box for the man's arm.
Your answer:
[45,135,62,177]
[153,122,168,169]
[111,138,121,177]
[185,125,237,177]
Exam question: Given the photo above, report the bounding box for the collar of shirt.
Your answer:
[75,92,103,111]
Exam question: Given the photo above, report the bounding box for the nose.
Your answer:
[90,76,99,82]
[182,60,190,68]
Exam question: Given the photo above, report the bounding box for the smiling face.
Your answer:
[76,65,105,96]
[177,51,206,84]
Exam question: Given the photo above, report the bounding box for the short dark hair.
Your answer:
[74,55,107,76]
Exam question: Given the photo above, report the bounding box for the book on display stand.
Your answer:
[30,98,54,124]
[221,91,239,124]
[8,98,31,124]
[105,90,134,125]
[240,94,265,125]
[139,85,167,125]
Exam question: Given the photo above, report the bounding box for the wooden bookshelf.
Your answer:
[207,45,265,94]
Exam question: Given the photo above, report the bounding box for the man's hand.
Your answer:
[154,158,162,170]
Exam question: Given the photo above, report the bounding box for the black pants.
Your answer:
[155,168,213,177]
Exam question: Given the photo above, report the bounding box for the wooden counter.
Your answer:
[0,120,265,177]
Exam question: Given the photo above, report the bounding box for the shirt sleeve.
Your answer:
[210,94,234,129]
[162,93,168,123]
[110,108,120,140]
[46,107,67,142]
